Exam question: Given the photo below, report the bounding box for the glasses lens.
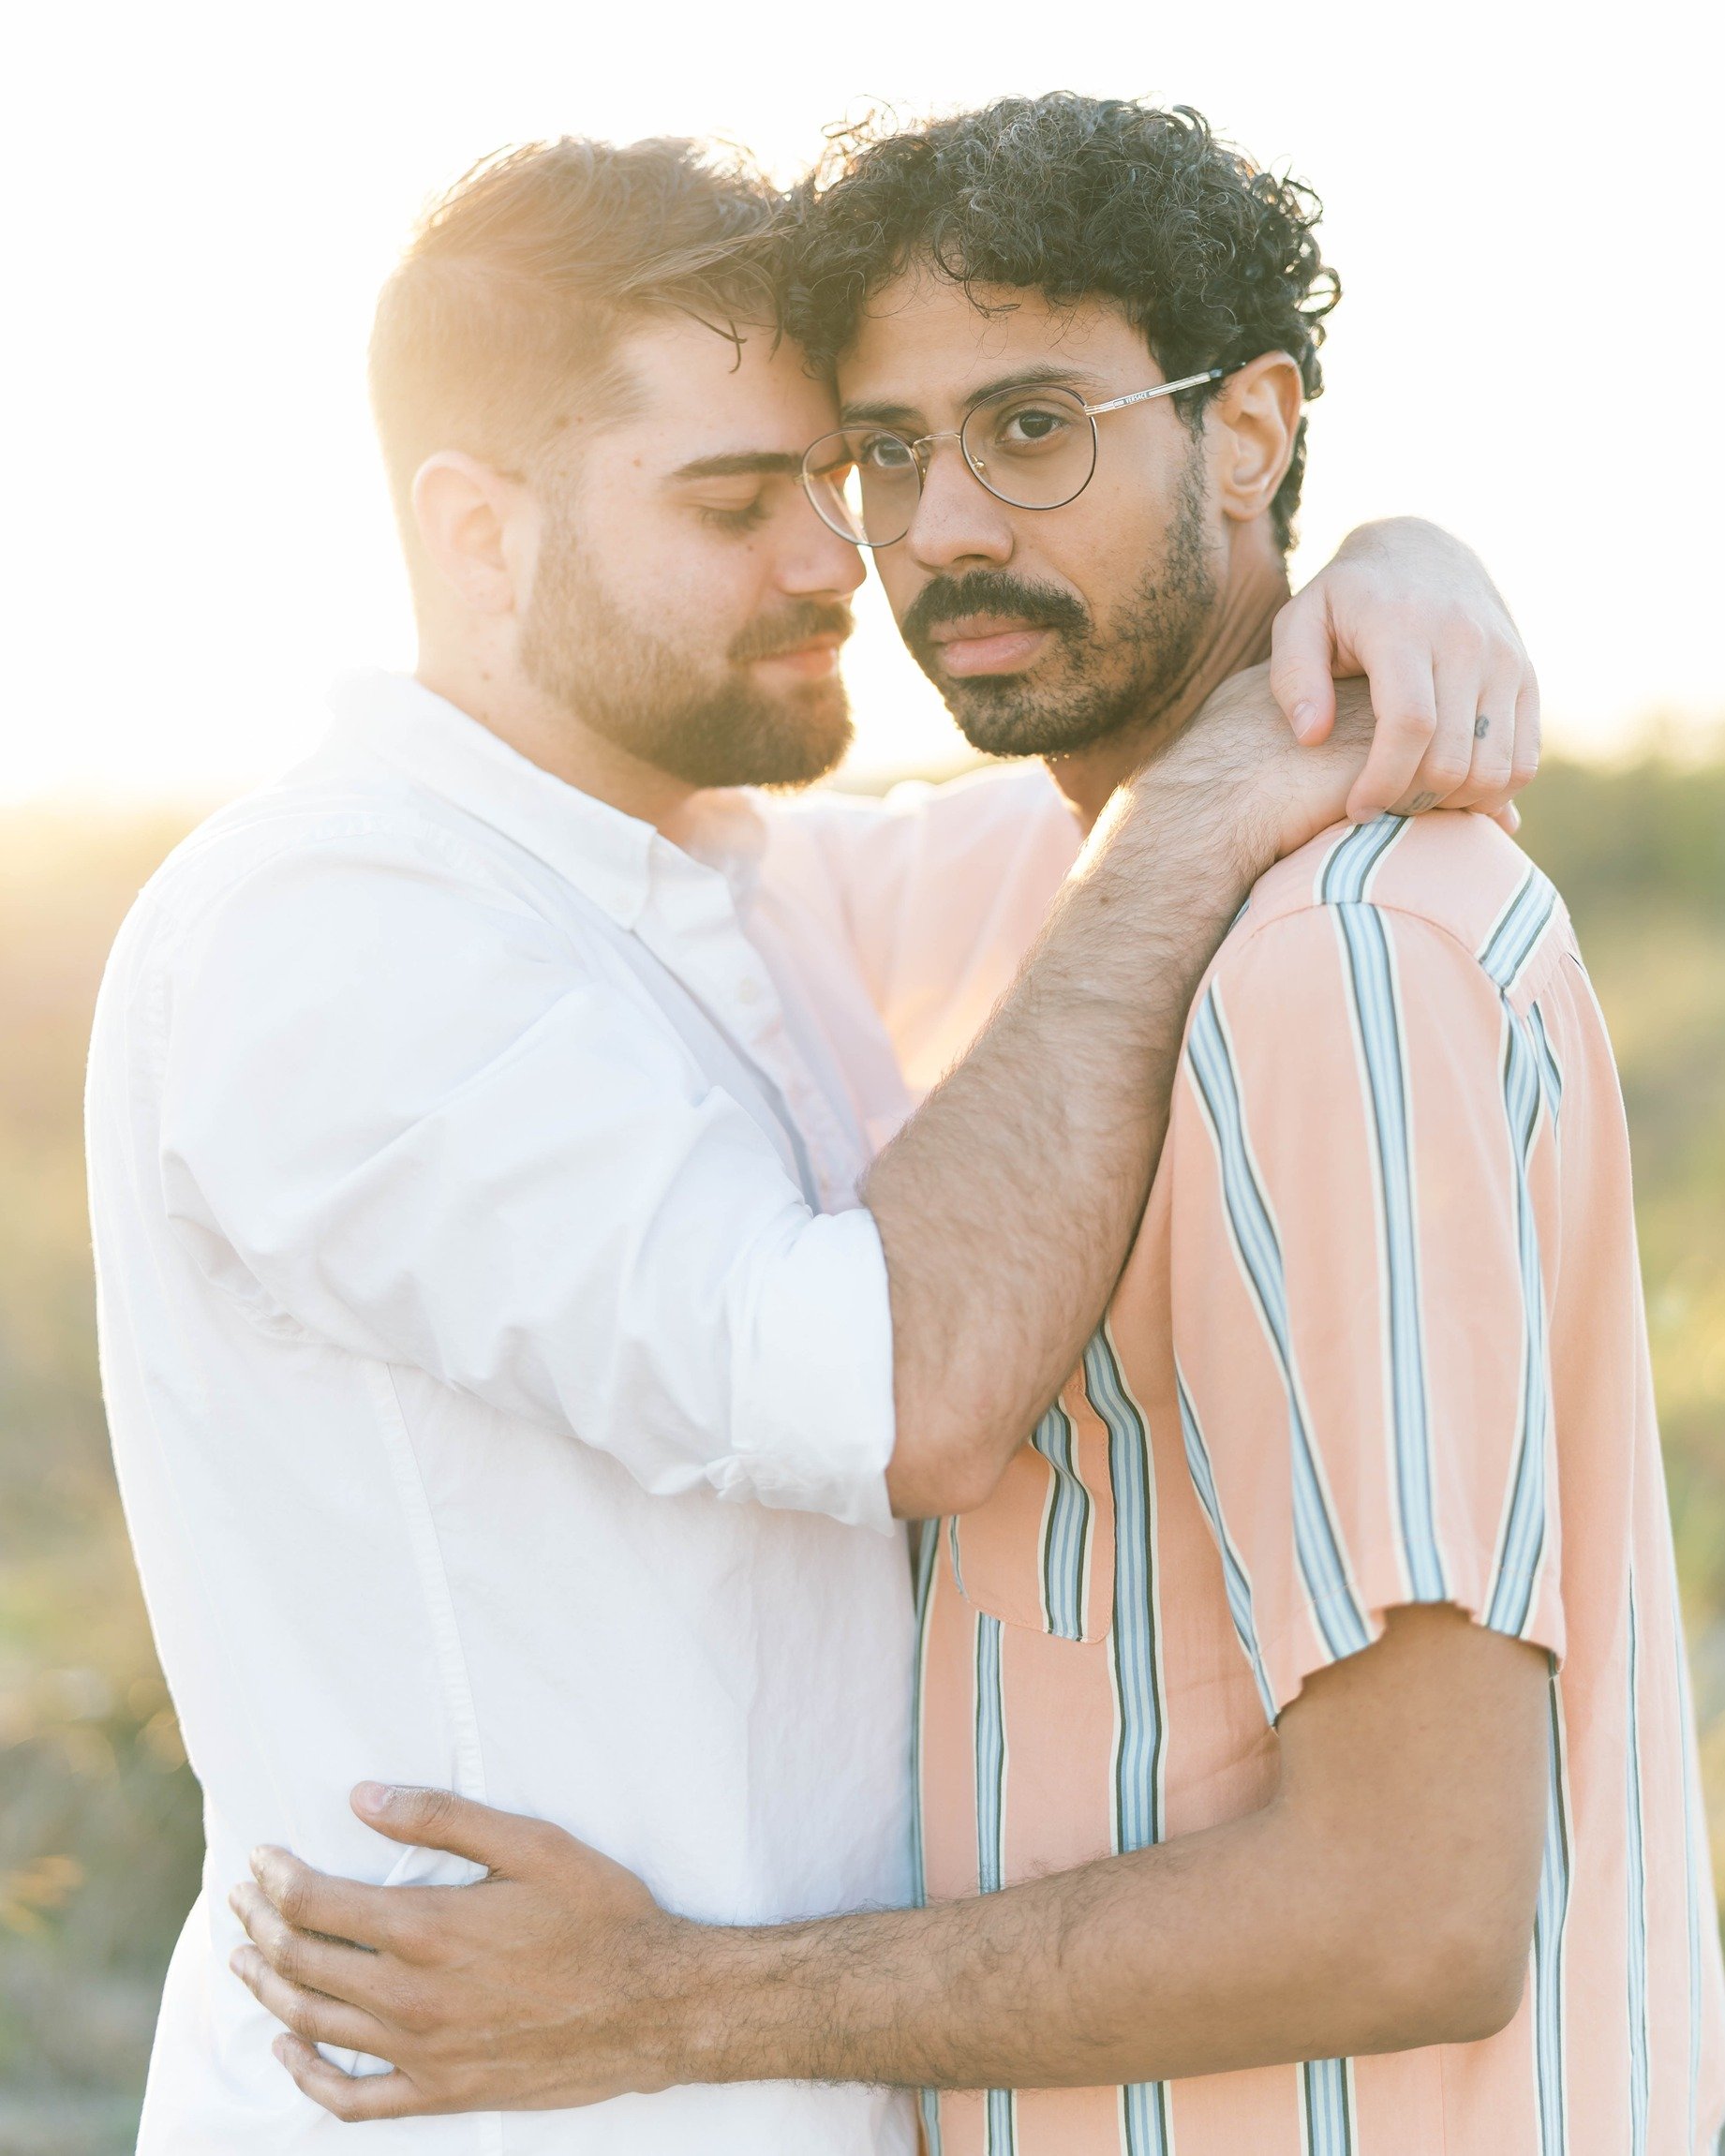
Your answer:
[802,428,920,548]
[961,386,1096,511]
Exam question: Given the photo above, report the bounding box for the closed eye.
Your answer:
[696,497,770,534]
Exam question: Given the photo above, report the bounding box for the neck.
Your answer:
[414,642,697,837]
[1043,524,1291,832]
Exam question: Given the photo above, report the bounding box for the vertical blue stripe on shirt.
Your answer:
[1186,986,1372,1662]
[1627,1567,1650,2156]
[1534,1673,1573,2156]
[911,1519,941,1911]
[1084,1328,1171,2156]
[1177,1364,1277,1723]
[919,2088,944,2156]
[1087,1328,1165,1856]
[948,1514,968,1602]
[1301,2056,1357,2156]
[1317,812,1408,906]
[1031,1399,1093,1641]
[1484,1008,1553,1637]
[1119,2076,1174,2156]
[974,1613,1016,2156]
[974,1611,1007,1894]
[1332,899,1446,1603]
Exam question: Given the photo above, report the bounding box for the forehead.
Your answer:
[603,313,839,461]
[836,272,1148,421]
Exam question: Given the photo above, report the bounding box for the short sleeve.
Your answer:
[156,827,897,1533]
[1168,900,1565,1718]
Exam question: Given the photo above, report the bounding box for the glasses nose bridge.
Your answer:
[908,427,967,485]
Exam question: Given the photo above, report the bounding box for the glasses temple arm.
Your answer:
[1082,368,1227,418]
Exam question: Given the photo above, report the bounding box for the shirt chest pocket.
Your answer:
[944,1355,1126,1643]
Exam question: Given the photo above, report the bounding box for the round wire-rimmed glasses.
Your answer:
[799,368,1227,549]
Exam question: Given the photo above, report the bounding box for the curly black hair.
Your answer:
[778,97,1340,551]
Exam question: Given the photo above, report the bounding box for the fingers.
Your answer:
[1344,648,1437,822]
[246,1846,417,1955]
[1435,653,1521,813]
[272,2032,427,2123]
[230,1881,401,2014]
[351,1782,544,1873]
[1268,588,1339,744]
[230,1941,394,2059]
[1509,668,1542,798]
[1387,644,1490,815]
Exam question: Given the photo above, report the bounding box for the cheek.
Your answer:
[1044,483,1168,612]
[643,522,775,627]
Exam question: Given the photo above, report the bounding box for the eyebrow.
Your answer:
[841,361,1104,427]
[668,451,803,482]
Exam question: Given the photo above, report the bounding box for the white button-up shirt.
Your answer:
[86,672,1079,2155]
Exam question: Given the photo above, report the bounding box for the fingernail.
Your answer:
[230,1948,245,1974]
[353,1780,394,1814]
[273,2035,289,2062]
[1291,701,1319,741]
[1504,803,1522,833]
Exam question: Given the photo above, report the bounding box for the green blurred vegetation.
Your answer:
[0,757,1721,2150]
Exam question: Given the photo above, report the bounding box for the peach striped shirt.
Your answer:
[916,810,1725,2156]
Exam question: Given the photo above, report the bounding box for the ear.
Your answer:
[1210,351,1303,526]
[410,452,530,616]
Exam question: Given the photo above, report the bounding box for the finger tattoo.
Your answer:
[1474,713,1493,738]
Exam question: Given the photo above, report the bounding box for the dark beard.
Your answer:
[519,516,855,790]
[900,454,1218,760]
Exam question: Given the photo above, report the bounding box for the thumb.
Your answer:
[1268,590,1339,745]
[351,1781,536,1872]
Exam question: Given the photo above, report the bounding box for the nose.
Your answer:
[781,495,868,600]
[903,437,1015,573]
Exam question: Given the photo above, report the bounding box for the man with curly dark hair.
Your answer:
[774,97,1534,822]
[222,101,1723,2156]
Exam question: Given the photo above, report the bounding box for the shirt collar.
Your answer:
[324,671,769,929]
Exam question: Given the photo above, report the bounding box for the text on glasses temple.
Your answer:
[1082,368,1228,418]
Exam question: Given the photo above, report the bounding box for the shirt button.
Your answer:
[736,978,762,1005]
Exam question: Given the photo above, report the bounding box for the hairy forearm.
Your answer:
[867,746,1264,1515]
[639,1606,1541,2096]
[657,1800,1451,2092]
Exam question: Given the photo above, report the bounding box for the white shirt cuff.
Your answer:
[721,1207,897,1535]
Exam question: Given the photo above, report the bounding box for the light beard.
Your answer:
[907,452,1219,761]
[519,517,855,791]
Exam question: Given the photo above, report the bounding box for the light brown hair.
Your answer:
[369,137,780,542]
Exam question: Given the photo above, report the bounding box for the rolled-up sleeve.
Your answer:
[157,825,897,1533]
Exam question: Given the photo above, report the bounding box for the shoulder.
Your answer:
[120,768,546,963]
[761,762,1080,918]
[1215,811,1572,999]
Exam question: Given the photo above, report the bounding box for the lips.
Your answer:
[749,636,843,677]
[928,616,1054,677]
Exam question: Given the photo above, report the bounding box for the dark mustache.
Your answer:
[901,570,1091,652]
[728,600,854,664]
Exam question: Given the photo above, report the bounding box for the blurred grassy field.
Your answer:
[1,757,1721,2151]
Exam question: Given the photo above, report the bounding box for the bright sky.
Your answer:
[6,0,1720,805]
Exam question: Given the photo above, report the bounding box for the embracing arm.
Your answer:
[230,1603,1549,2114]
[869,662,1442,1519]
